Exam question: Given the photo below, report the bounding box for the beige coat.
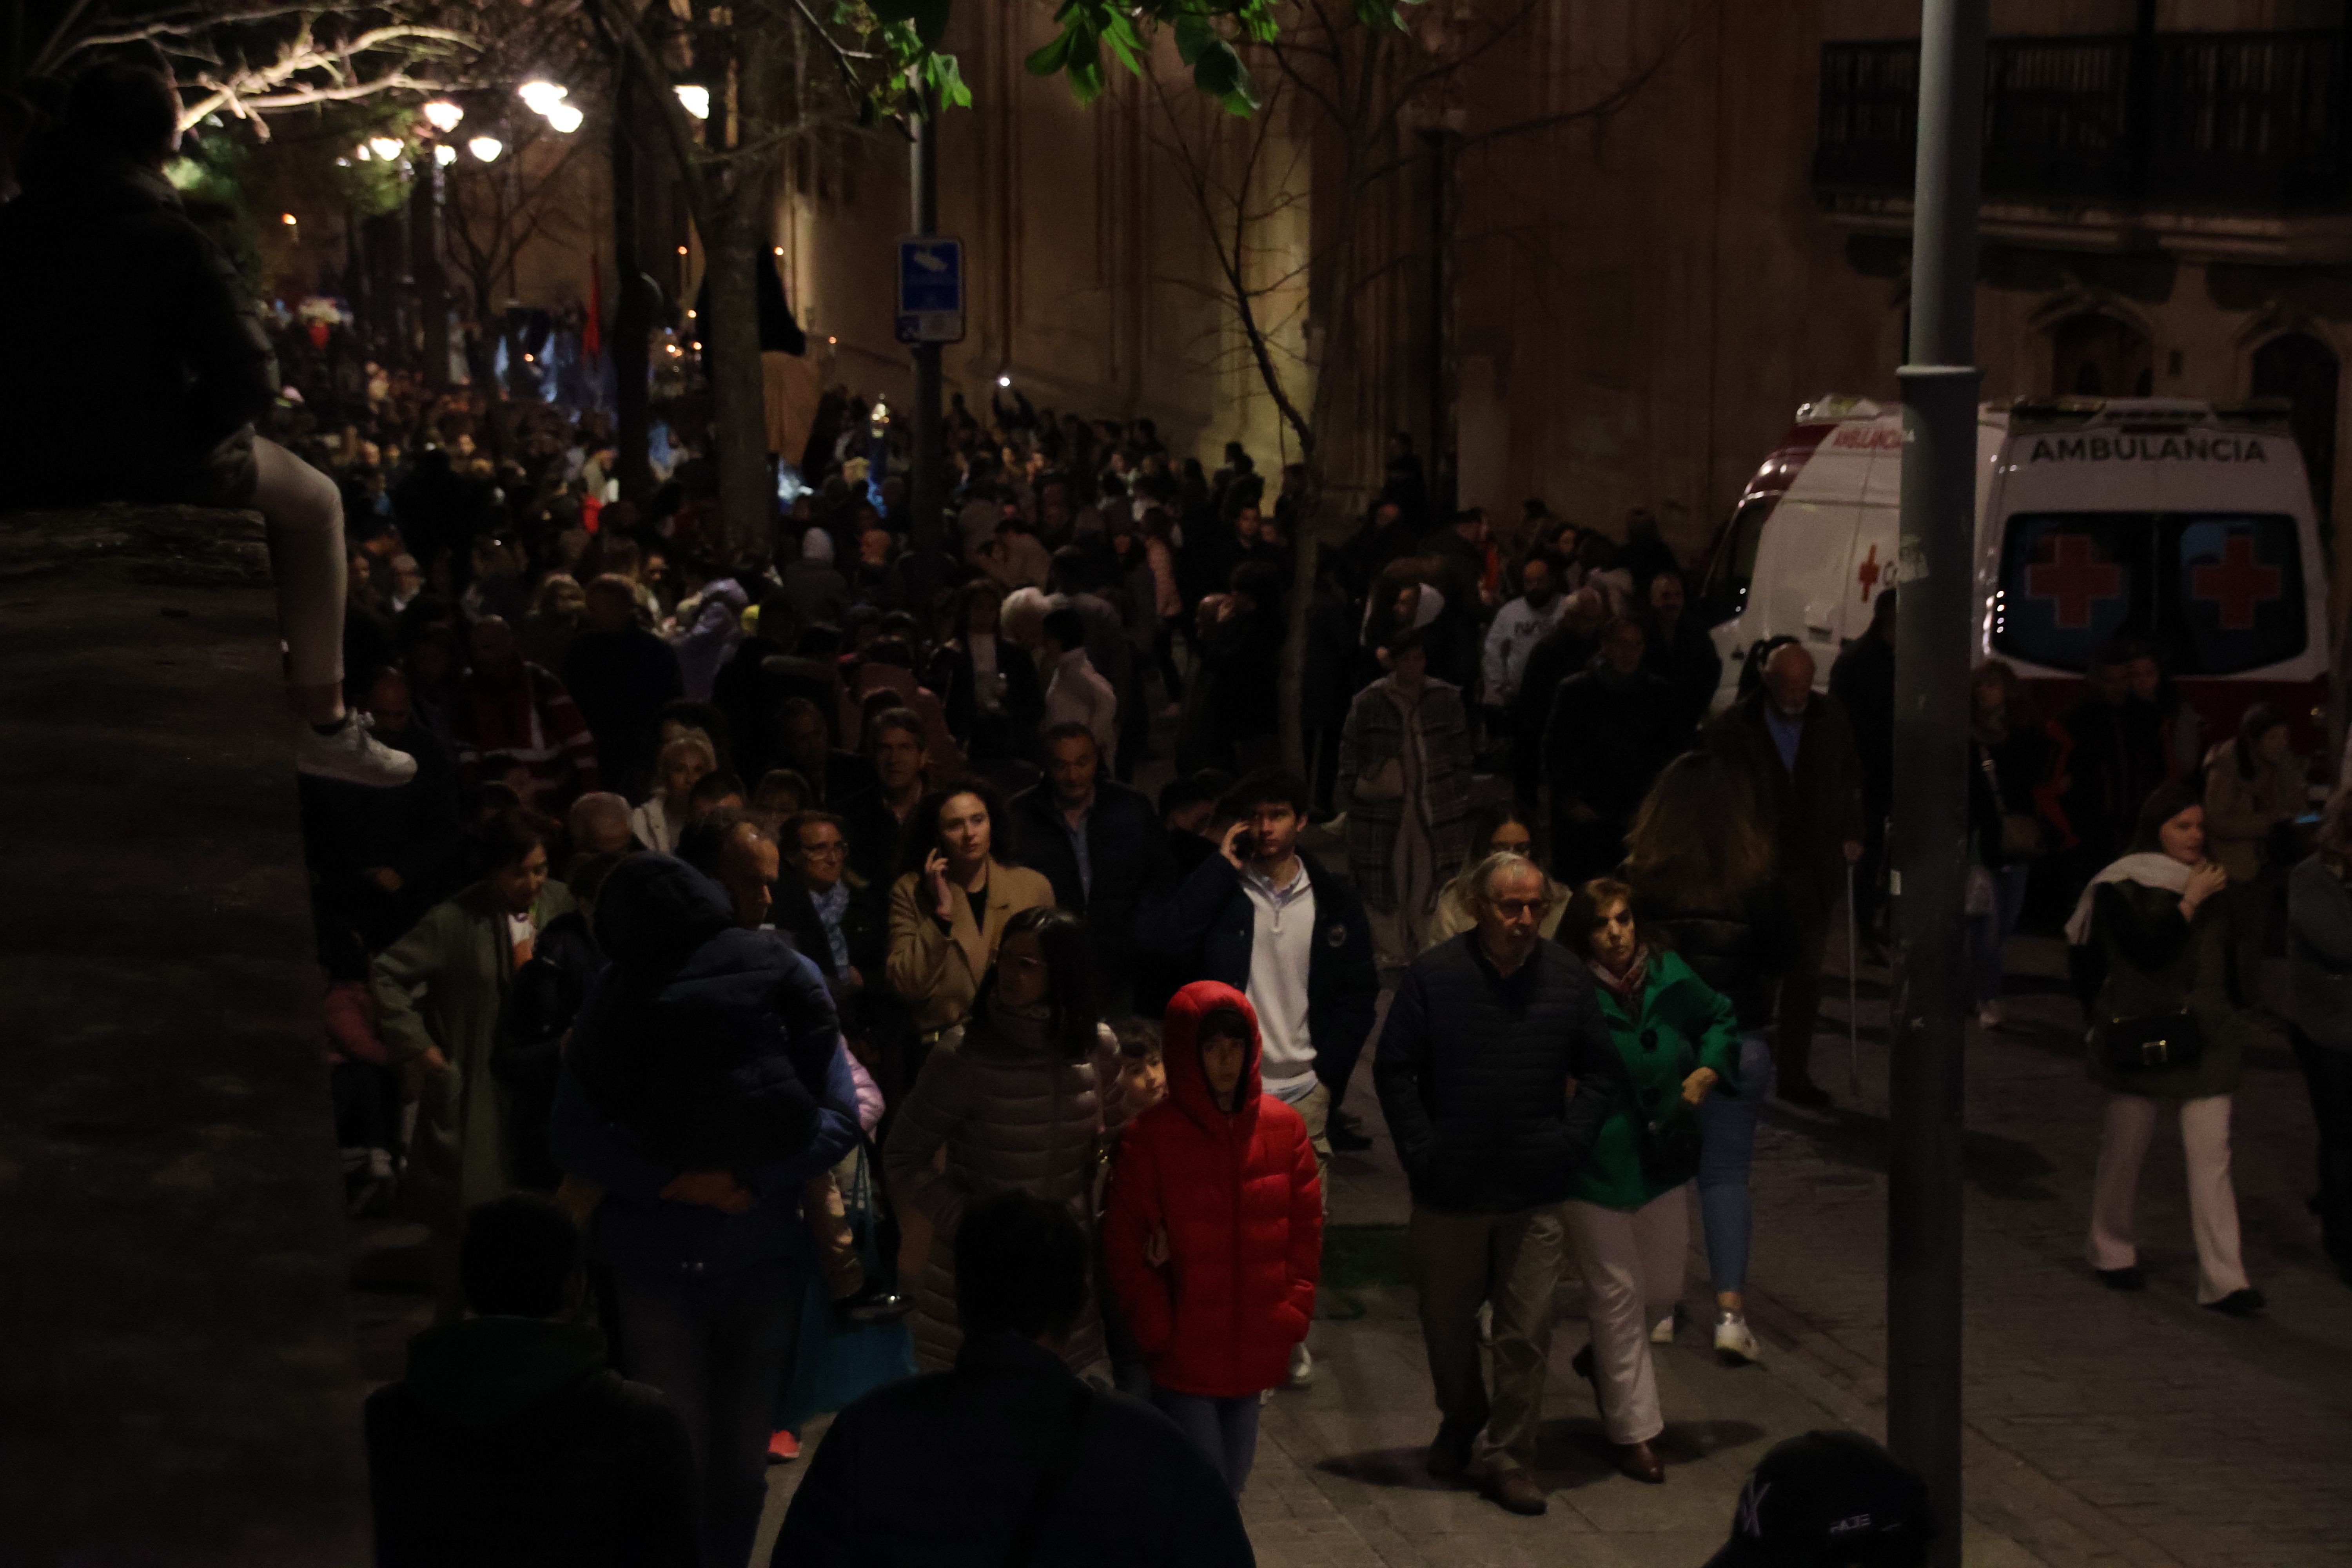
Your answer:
[2202,739,2305,883]
[886,860,1057,1035]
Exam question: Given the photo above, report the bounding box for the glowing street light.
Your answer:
[422,100,465,132]
[367,136,403,162]
[675,84,711,120]
[435,144,457,167]
[354,143,373,160]
[517,80,567,115]
[998,374,1012,388]
[468,135,504,163]
[281,212,298,226]
[544,102,584,134]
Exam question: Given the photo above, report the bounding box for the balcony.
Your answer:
[1814,31,2352,260]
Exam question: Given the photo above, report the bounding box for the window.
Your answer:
[1701,495,1775,627]
[1993,511,2304,675]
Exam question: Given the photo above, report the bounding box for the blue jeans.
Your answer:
[1695,1031,1773,1298]
[1151,1385,1261,1495]
[1968,863,2033,1006]
[614,1259,805,1568]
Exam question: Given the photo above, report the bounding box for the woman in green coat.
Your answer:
[371,809,574,1316]
[1561,878,1739,1485]
[2064,779,2265,1316]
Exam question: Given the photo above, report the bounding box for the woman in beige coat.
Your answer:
[884,779,1056,1039]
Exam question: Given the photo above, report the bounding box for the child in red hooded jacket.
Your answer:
[1103,980,1322,1494]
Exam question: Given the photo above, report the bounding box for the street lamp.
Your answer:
[544,102,584,134]
[422,100,464,132]
[435,144,457,167]
[675,84,711,120]
[517,80,567,115]
[468,135,503,163]
[367,135,403,162]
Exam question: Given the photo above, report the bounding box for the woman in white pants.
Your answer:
[1562,880,1740,1483]
[2066,780,2265,1316]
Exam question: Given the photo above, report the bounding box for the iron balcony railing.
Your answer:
[1815,30,2351,209]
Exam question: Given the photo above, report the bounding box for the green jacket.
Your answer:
[1566,951,1739,1211]
[2088,878,2260,1099]
[372,879,576,1226]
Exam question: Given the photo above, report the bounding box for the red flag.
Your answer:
[584,257,603,362]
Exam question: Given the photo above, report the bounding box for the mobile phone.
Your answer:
[1231,828,1258,861]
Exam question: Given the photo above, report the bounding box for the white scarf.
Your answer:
[2063,852,2193,946]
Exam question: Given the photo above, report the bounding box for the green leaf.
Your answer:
[1173,13,1214,65]
[1024,31,1071,75]
[925,51,973,109]
[1191,38,1244,96]
[1066,31,1105,101]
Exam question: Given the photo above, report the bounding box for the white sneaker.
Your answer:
[1285,1341,1314,1390]
[1648,1306,1678,1344]
[297,714,417,788]
[1476,1300,1494,1345]
[1713,1310,1761,1364]
[1977,1002,2003,1031]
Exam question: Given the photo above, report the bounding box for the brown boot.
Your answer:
[1484,1466,1550,1515]
[1613,1440,1665,1484]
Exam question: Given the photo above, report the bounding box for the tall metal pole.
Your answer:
[1889,2,1985,1563]
[908,93,945,604]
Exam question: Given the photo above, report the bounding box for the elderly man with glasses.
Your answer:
[1374,851,1624,1517]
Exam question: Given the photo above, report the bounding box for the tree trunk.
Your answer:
[700,183,775,555]
[411,159,448,390]
[611,65,653,505]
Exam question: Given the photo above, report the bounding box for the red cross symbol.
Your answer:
[2024,534,2124,630]
[2190,533,2283,632]
[1857,544,1881,602]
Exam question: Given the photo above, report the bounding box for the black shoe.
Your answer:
[1425,1421,1477,1480]
[1778,1079,1833,1110]
[2203,1288,2266,1318]
[1571,1343,1597,1389]
[836,1280,911,1326]
[1327,1109,1373,1152]
[2094,1266,2146,1292]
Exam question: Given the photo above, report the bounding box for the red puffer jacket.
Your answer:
[1102,981,1322,1398]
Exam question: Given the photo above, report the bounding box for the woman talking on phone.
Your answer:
[2067,780,2268,1316]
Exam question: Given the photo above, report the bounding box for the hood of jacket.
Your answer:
[401,1316,606,1428]
[1161,980,1261,1131]
[592,853,734,979]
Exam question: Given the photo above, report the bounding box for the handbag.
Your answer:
[1622,1079,1702,1189]
[2102,1009,2205,1073]
[1980,751,2046,860]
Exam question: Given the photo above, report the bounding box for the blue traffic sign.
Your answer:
[896,236,965,344]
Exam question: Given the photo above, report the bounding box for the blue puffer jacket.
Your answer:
[566,854,838,1171]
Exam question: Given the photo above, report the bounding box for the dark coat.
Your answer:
[1133,849,1379,1094]
[772,872,889,1039]
[496,909,605,1191]
[365,1318,695,1568]
[1704,690,1867,925]
[561,628,686,804]
[1632,880,1794,1034]
[1642,613,1723,745]
[1010,779,1171,1002]
[1373,934,1623,1214]
[0,157,275,506]
[1544,663,1681,824]
[1829,631,1897,813]
[2087,879,2256,1099]
[2055,695,2169,864]
[1178,603,1280,772]
[770,1330,1252,1568]
[1513,627,1597,804]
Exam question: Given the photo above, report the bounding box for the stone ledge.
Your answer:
[0,505,272,588]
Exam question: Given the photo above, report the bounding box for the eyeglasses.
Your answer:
[1491,898,1553,916]
[797,841,848,859]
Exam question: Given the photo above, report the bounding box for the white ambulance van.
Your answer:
[1696,396,2332,748]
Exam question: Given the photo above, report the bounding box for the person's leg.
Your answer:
[1219,1393,1262,1494]
[1406,1205,1494,1439]
[1696,1031,1770,1304]
[2294,1030,2352,1274]
[1632,1186,1690,1325]
[703,1260,805,1568]
[2178,1096,2252,1305]
[613,1270,715,1479]
[1151,1387,1234,1490]
[1777,918,1829,1096]
[2086,1093,2159,1272]
[1482,1203,1568,1472]
[1560,1200,1662,1447]
[249,436,350,720]
[1968,904,2003,1008]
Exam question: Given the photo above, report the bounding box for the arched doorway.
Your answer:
[2051,313,2154,398]
[2252,332,2339,530]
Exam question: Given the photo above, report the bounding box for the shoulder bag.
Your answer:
[2102,1009,2204,1074]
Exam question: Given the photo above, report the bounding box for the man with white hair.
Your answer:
[1704,641,1864,1108]
[1374,850,1622,1516]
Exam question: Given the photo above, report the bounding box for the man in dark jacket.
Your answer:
[772,1191,1251,1567]
[1011,723,1171,1011]
[1704,642,1866,1107]
[1829,588,1897,953]
[365,1194,697,1568]
[563,575,687,802]
[1641,569,1722,746]
[1544,617,1679,884]
[1374,852,1621,1517]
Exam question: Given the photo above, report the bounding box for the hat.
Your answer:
[1704,1432,1935,1568]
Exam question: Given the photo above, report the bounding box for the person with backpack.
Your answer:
[1102,982,1322,1494]
[549,854,861,1568]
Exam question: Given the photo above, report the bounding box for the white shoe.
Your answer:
[297,714,417,788]
[1475,1300,1494,1345]
[1977,1002,2003,1031]
[1285,1341,1314,1390]
[1713,1310,1761,1365]
[1648,1306,1678,1344]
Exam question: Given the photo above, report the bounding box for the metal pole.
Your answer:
[908,92,945,605]
[1889,2,1984,1563]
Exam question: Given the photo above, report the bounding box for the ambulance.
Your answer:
[1696,396,2334,746]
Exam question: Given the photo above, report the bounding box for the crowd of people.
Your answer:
[19,53,2352,1568]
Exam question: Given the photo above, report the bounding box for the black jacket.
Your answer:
[772,872,889,1036]
[771,1330,1251,1568]
[1009,780,1171,1002]
[1132,849,1378,1091]
[1632,881,1794,1033]
[1544,663,1681,824]
[497,910,606,1191]
[561,629,686,804]
[365,1317,695,1568]
[1642,613,1723,746]
[1829,630,1897,811]
[1373,934,1623,1214]
[0,157,275,506]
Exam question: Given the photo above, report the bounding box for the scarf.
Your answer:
[1585,950,1650,1004]
[985,995,1058,1059]
[2063,852,2193,946]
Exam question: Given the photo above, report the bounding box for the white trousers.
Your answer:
[2085,1093,2250,1305]
[1563,1187,1688,1446]
[250,436,348,689]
